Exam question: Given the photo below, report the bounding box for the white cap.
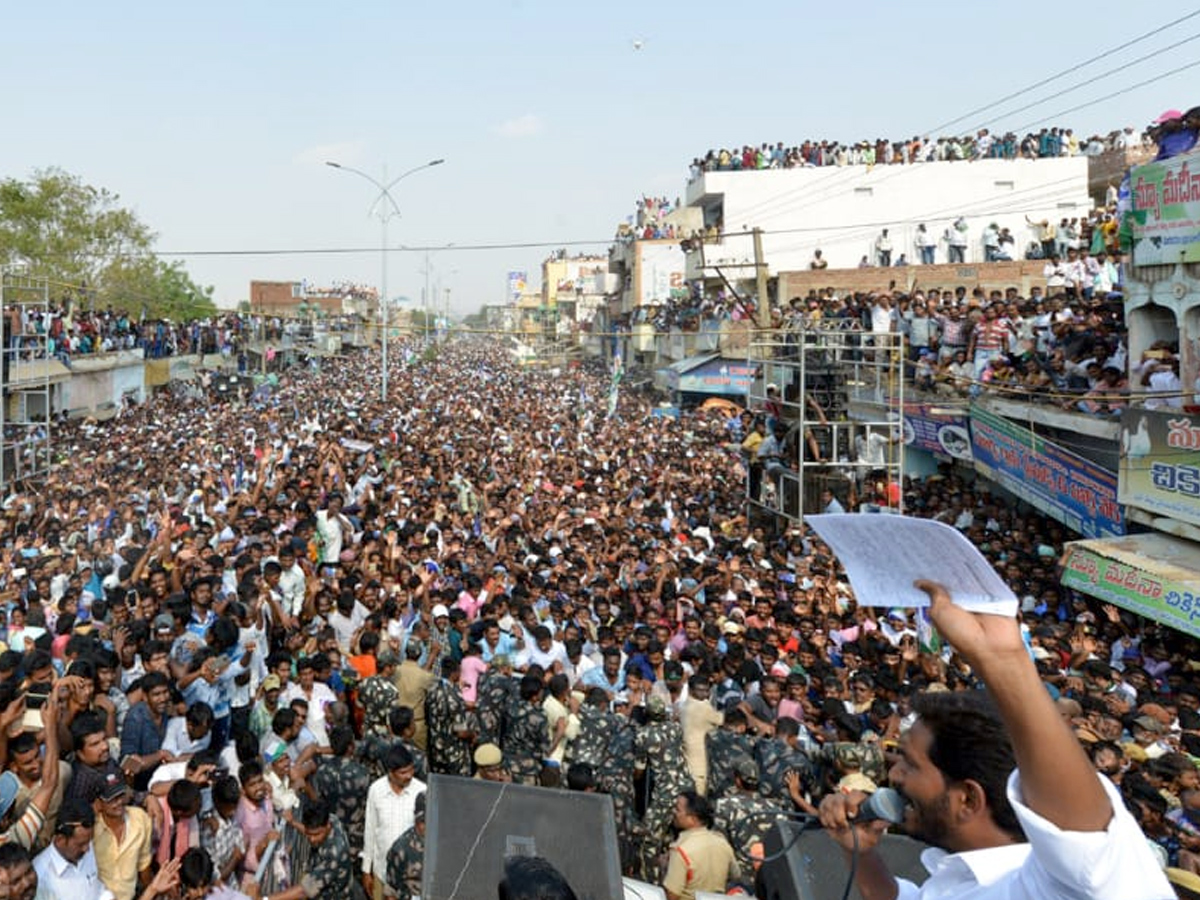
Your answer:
[431,604,450,619]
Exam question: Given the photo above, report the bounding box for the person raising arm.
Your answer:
[818,579,1173,900]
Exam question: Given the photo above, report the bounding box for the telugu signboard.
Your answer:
[1130,155,1200,266]
[1061,535,1200,641]
[969,405,1124,538]
[1118,408,1200,528]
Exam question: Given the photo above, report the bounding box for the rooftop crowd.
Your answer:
[689,124,1152,179]
[0,333,1183,899]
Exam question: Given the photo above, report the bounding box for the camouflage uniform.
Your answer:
[599,713,640,874]
[358,673,399,736]
[573,704,638,868]
[705,729,757,800]
[634,700,695,881]
[504,699,551,786]
[715,790,786,873]
[297,816,356,900]
[425,677,473,776]
[385,824,425,900]
[309,753,372,856]
[358,733,429,783]
[475,668,518,747]
[819,741,886,792]
[571,704,617,771]
[755,737,816,808]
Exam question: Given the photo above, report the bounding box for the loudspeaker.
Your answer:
[757,822,928,900]
[423,774,623,900]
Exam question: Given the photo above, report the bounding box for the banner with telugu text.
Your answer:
[1061,544,1200,640]
[1130,154,1200,266]
[1118,408,1200,528]
[969,405,1124,538]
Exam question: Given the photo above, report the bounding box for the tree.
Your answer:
[0,167,214,319]
[101,256,216,321]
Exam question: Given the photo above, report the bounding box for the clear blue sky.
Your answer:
[3,0,1198,314]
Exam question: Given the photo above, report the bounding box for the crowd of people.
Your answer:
[688,123,1155,179]
[0,334,1185,900]
[777,275,1148,414]
[4,308,256,364]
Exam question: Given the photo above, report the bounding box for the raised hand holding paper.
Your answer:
[804,514,1019,616]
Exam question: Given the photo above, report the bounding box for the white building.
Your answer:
[684,157,1092,281]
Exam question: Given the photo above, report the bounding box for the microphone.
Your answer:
[854,787,906,825]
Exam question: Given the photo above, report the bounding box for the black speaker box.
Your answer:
[423,774,623,900]
[757,821,928,900]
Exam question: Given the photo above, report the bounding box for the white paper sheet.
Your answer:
[804,514,1018,616]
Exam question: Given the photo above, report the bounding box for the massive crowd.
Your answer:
[0,338,1185,900]
[689,124,1152,178]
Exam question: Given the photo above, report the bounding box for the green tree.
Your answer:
[0,167,214,319]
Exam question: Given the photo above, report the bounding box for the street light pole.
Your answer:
[326,158,444,399]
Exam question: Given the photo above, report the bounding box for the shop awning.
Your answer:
[655,355,757,397]
[1061,533,1200,639]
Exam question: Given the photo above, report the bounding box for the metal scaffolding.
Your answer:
[747,318,905,524]
[0,270,56,490]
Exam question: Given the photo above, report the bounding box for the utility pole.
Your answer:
[753,227,771,333]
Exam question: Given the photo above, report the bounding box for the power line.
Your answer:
[975,31,1200,132]
[157,238,615,257]
[925,6,1200,134]
[1009,57,1200,134]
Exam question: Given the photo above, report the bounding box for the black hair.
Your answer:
[239,760,264,786]
[497,856,579,900]
[0,843,30,871]
[70,711,107,751]
[179,846,215,888]
[329,724,355,757]
[676,790,713,828]
[566,763,596,792]
[168,780,202,816]
[186,702,214,729]
[213,775,241,807]
[385,743,415,773]
[390,706,414,735]
[301,798,331,829]
[520,674,543,702]
[913,690,1024,840]
[57,797,96,835]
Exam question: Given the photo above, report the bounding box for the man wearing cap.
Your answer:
[92,774,152,900]
[384,791,426,900]
[248,674,283,740]
[472,743,511,782]
[359,651,400,737]
[32,797,112,900]
[714,756,782,874]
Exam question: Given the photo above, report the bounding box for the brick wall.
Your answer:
[779,260,1053,300]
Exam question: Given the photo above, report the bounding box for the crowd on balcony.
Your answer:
[689,124,1156,179]
[3,307,335,365]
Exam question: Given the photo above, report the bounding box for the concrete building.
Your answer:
[683,157,1092,290]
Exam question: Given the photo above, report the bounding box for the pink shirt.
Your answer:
[235,796,274,874]
[461,656,488,705]
[454,590,484,621]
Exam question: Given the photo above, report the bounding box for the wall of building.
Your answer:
[685,157,1091,278]
[778,260,1055,300]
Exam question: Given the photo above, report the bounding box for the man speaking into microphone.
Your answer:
[818,579,1173,900]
